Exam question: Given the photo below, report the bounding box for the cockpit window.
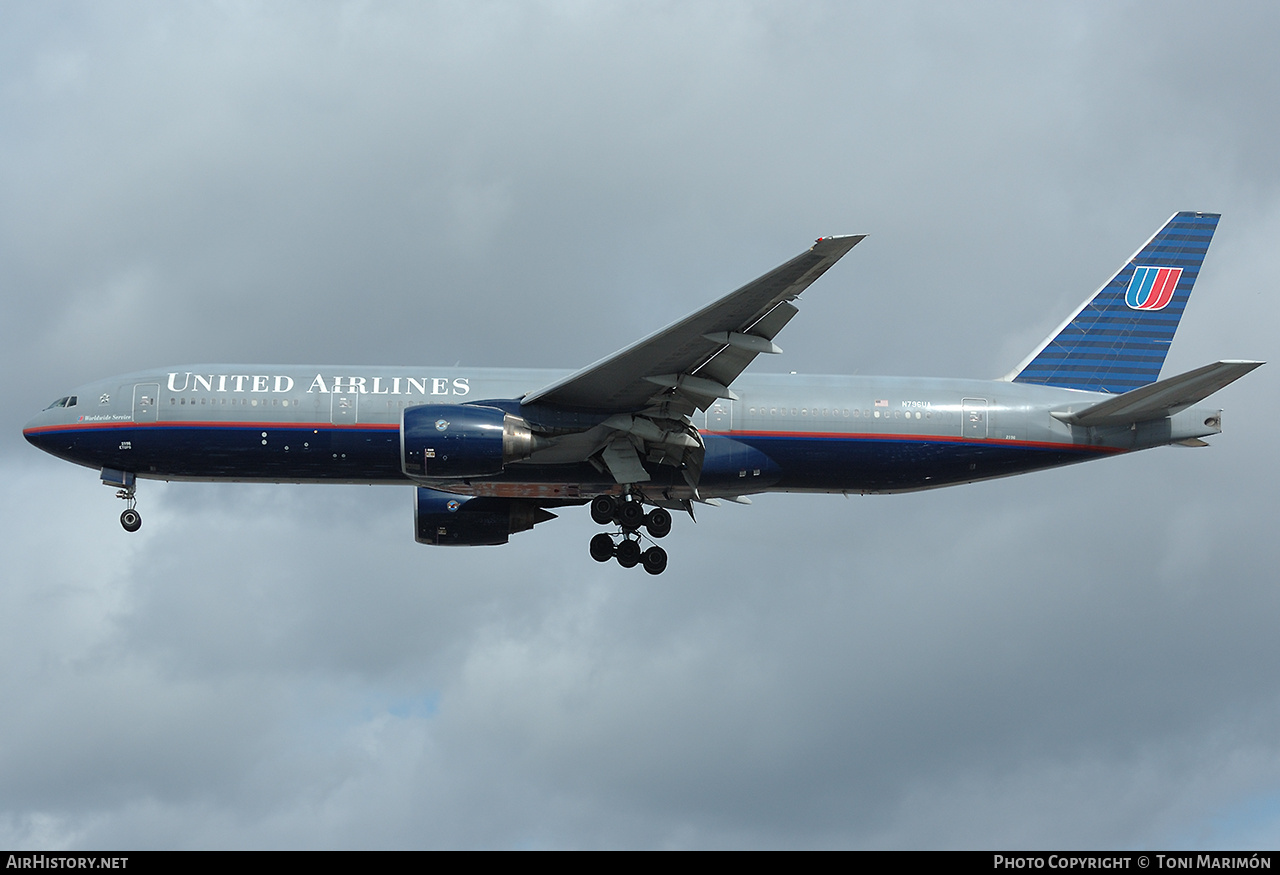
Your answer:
[66,396,77,407]
[44,396,69,410]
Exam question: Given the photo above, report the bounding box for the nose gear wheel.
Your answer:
[120,508,142,532]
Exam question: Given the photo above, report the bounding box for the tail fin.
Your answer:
[1007,211,1220,393]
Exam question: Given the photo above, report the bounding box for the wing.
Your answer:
[524,235,865,417]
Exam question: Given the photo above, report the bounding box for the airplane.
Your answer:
[23,211,1262,575]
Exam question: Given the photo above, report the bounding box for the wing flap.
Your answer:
[695,344,757,395]
[601,437,651,483]
[1052,360,1264,427]
[744,300,800,341]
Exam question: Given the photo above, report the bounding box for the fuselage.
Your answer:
[22,364,1224,500]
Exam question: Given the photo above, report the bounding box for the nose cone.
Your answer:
[23,402,80,458]
[24,410,58,452]
[25,387,113,469]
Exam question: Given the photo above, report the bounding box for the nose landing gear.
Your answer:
[116,488,142,532]
[587,495,671,574]
[102,468,142,533]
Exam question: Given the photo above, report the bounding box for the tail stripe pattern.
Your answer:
[1012,212,1219,393]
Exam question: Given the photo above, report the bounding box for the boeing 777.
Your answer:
[23,211,1262,574]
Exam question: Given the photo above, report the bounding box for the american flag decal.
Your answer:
[1126,266,1182,311]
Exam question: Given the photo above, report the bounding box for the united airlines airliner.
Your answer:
[24,212,1261,574]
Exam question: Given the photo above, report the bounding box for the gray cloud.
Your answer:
[2,0,1277,849]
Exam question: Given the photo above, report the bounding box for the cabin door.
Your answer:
[707,399,732,432]
[962,398,988,439]
[331,389,360,424]
[133,383,159,422]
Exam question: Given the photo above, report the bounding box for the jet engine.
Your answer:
[401,404,539,479]
[414,487,556,546]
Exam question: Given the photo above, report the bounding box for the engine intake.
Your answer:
[401,404,539,479]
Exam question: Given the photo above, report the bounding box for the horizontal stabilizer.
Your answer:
[1051,360,1264,427]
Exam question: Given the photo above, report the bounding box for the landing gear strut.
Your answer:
[586,494,671,574]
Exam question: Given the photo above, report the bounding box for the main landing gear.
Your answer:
[588,495,671,575]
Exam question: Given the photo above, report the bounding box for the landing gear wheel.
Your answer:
[120,508,142,533]
[618,499,646,531]
[590,495,617,525]
[645,507,672,539]
[642,546,668,576]
[616,539,642,568]
[589,532,615,563]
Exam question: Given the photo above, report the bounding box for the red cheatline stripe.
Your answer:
[29,420,1124,455]
[24,420,400,434]
[704,429,1123,454]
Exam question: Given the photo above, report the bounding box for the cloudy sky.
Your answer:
[2,1,1278,849]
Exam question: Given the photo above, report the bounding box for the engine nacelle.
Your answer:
[414,487,556,546]
[401,404,538,479]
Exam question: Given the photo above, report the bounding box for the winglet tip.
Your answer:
[812,233,867,254]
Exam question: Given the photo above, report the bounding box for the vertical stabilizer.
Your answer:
[1008,212,1219,393]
